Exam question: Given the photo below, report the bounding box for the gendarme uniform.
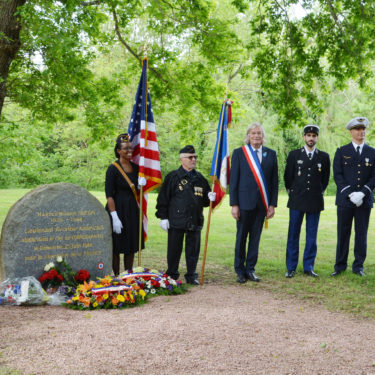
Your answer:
[156,146,210,282]
[333,117,375,275]
[284,125,330,276]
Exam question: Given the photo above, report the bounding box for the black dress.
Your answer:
[105,160,144,255]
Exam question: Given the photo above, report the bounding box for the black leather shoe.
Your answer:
[285,270,296,278]
[304,270,318,277]
[187,279,200,285]
[331,270,342,277]
[353,270,366,277]
[246,272,260,282]
[237,275,246,284]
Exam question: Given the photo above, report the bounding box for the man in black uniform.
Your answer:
[284,125,330,278]
[156,145,214,284]
[331,117,375,277]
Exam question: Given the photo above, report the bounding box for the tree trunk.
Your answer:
[0,0,27,119]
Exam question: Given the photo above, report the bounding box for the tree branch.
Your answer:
[112,9,168,84]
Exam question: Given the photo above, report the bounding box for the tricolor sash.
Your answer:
[241,145,270,212]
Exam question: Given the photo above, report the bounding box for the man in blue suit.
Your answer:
[332,117,375,277]
[230,123,278,283]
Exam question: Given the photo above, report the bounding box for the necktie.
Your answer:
[356,146,360,156]
[255,149,261,163]
[308,152,312,160]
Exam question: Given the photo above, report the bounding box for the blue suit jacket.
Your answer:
[333,143,375,208]
[230,145,278,211]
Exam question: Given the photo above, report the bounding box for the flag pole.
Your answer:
[138,57,148,267]
[200,94,227,285]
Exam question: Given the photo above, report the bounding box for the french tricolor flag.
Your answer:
[210,101,232,209]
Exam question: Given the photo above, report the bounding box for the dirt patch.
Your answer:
[1,284,375,375]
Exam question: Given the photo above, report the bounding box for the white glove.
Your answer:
[349,192,365,206]
[110,211,123,234]
[208,192,216,202]
[138,177,147,187]
[160,219,170,231]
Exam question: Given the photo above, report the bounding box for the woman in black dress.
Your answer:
[105,133,144,275]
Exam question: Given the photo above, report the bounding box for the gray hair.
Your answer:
[243,122,267,145]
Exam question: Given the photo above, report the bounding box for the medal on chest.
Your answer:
[317,163,321,172]
[194,186,203,197]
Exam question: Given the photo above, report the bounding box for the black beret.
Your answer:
[179,145,195,154]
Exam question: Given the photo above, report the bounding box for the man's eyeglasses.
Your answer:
[183,155,198,160]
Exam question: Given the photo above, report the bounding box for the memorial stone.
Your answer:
[0,183,112,280]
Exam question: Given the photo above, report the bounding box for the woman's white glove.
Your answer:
[160,219,170,232]
[110,211,123,234]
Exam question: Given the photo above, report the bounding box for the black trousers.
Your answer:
[167,227,201,281]
[335,205,371,272]
[234,207,265,276]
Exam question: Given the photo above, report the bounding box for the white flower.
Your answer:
[56,256,63,263]
[48,262,55,269]
[169,279,177,286]
[44,264,51,272]
[150,289,156,294]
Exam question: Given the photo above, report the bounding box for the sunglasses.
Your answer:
[183,155,198,160]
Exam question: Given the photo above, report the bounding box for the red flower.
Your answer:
[74,269,90,282]
[49,269,58,278]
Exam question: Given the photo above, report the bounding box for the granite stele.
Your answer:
[0,183,112,280]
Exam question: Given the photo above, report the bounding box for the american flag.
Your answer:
[128,58,162,240]
[210,100,232,209]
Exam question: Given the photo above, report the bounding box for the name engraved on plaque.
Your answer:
[20,209,105,264]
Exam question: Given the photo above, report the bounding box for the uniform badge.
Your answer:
[343,156,351,159]
[297,160,303,164]
[365,158,369,166]
[181,179,188,185]
[317,163,322,172]
[178,184,183,191]
[298,168,301,176]
[194,186,203,196]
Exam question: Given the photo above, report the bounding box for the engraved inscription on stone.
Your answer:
[0,183,112,280]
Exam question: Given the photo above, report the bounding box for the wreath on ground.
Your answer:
[65,267,186,310]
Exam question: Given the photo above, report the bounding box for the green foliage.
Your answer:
[248,0,375,127]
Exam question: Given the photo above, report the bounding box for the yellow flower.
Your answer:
[93,302,98,308]
[72,296,79,301]
[138,290,146,300]
[103,293,109,300]
[117,294,125,302]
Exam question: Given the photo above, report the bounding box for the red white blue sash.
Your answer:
[242,145,270,212]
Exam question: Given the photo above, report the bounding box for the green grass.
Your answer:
[1,189,375,318]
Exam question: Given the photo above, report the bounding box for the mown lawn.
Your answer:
[1,189,375,318]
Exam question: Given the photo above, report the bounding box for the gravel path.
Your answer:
[1,284,375,375]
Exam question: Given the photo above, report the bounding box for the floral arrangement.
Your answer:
[74,269,90,283]
[39,257,90,294]
[65,267,186,310]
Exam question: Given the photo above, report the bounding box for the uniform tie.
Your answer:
[356,146,360,156]
[308,152,312,160]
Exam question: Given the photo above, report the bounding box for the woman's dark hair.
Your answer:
[114,133,130,158]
